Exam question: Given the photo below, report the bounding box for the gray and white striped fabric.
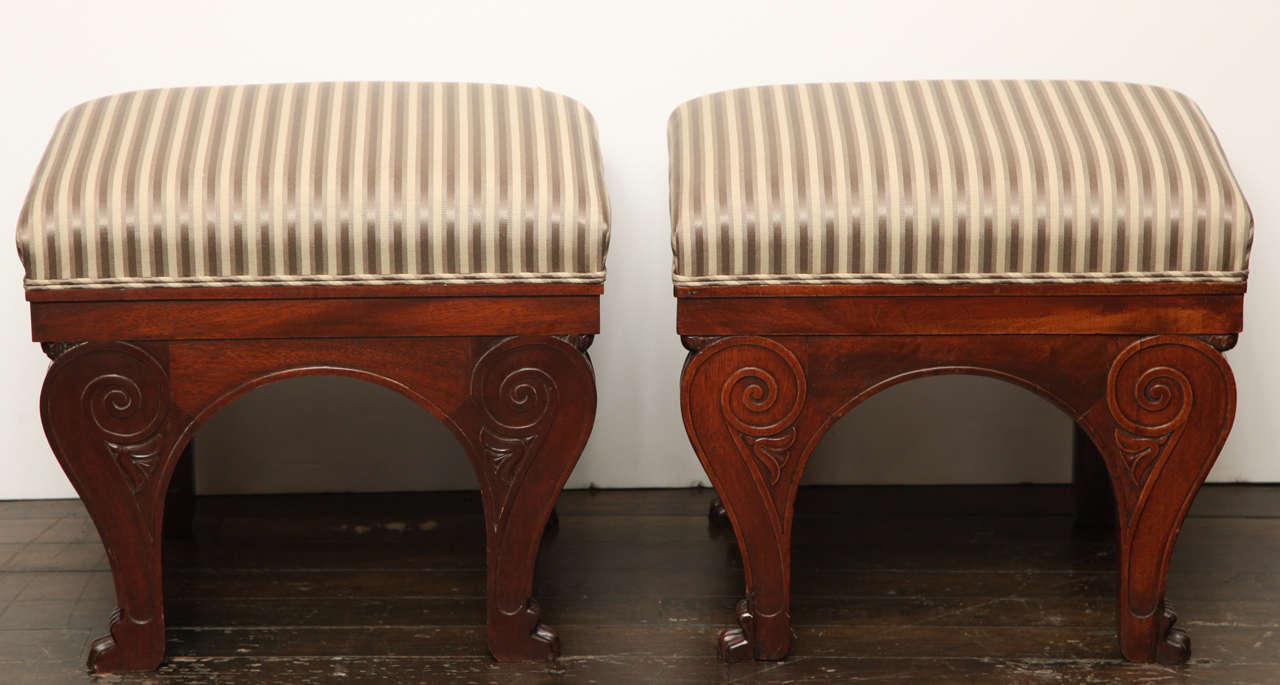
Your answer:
[16,82,610,290]
[669,81,1252,286]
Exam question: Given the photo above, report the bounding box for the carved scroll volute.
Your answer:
[41,342,177,543]
[711,337,808,525]
[471,338,560,531]
[58,345,173,493]
[1106,342,1194,492]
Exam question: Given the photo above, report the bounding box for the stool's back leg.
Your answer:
[162,442,197,539]
[39,342,191,673]
[1072,424,1116,529]
[1078,335,1236,664]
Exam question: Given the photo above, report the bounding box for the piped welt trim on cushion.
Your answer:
[672,270,1248,287]
[24,270,608,290]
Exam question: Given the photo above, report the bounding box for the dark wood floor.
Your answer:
[1,486,1279,684]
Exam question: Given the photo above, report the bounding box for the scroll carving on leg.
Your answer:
[681,336,809,661]
[1081,335,1236,664]
[464,336,596,661]
[39,342,188,672]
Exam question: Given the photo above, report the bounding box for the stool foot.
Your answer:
[716,598,790,661]
[489,598,560,661]
[717,599,755,661]
[86,609,165,673]
[1155,604,1191,665]
[718,627,752,661]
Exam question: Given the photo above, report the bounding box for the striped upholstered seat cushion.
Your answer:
[16,82,609,290]
[669,81,1251,285]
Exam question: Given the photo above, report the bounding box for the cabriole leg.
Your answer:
[40,342,190,672]
[681,336,815,661]
[460,335,597,661]
[1078,336,1236,664]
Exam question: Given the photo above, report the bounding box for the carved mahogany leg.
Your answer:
[681,336,813,661]
[459,335,596,661]
[1078,336,1236,664]
[1072,424,1115,529]
[40,342,191,672]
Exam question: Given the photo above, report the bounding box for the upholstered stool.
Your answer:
[671,81,1251,664]
[17,82,609,671]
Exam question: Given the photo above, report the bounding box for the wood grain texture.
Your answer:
[676,294,1242,336]
[32,295,600,342]
[37,334,597,672]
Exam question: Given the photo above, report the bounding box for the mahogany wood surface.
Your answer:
[32,287,600,672]
[32,295,600,342]
[677,282,1242,665]
[677,294,1242,336]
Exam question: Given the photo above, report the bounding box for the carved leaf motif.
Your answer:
[471,338,562,530]
[106,433,169,493]
[1113,429,1170,488]
[480,426,535,485]
[745,427,797,486]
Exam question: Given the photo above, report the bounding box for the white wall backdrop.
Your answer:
[1,0,1276,499]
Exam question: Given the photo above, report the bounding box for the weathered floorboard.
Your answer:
[1,485,1278,683]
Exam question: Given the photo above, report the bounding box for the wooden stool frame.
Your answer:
[677,281,1243,665]
[28,283,600,672]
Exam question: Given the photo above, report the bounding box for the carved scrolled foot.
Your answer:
[717,599,756,661]
[489,598,560,662]
[718,627,752,661]
[1155,604,1191,665]
[708,498,730,527]
[86,608,164,672]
